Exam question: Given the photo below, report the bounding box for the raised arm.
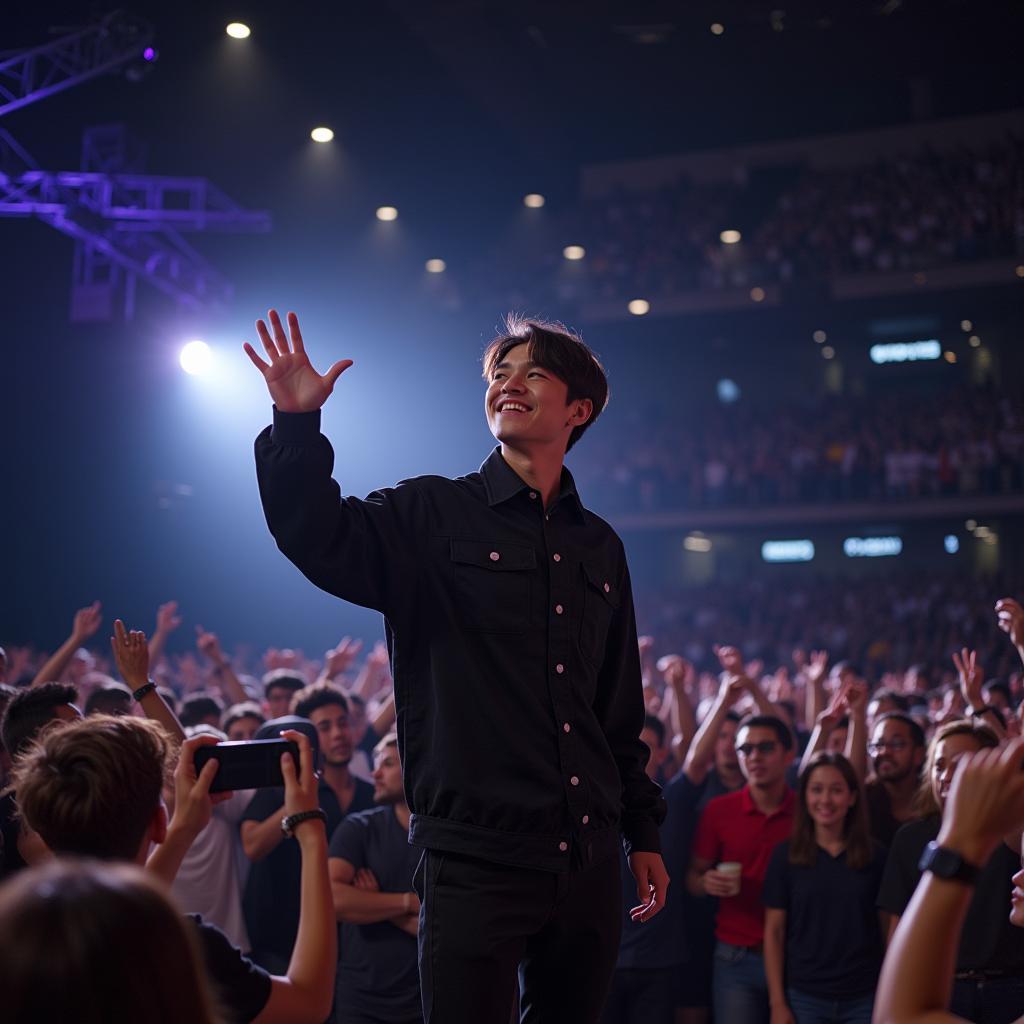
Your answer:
[657,655,697,766]
[801,650,829,732]
[996,598,1024,671]
[30,601,102,686]
[953,647,1005,739]
[874,738,1024,1024]
[110,619,186,744]
[195,624,248,705]
[256,729,336,1024]
[147,600,182,667]
[844,678,869,783]
[683,671,744,786]
[799,681,849,775]
[314,636,363,689]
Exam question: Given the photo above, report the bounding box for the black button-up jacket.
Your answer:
[256,409,666,872]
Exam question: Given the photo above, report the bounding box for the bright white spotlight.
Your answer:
[376,206,398,222]
[180,340,213,376]
[628,299,650,316]
[226,22,251,39]
[720,229,742,244]
[425,259,446,273]
[523,193,546,208]
[563,245,586,261]
[310,126,334,143]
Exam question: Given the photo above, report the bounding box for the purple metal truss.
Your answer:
[0,11,154,117]
[0,14,271,320]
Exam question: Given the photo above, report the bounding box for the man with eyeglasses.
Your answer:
[864,713,925,849]
[687,715,795,1024]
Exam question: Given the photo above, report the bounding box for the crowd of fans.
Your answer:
[559,136,1023,303]
[570,384,1024,513]
[2,581,1024,1022]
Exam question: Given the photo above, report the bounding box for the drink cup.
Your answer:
[717,861,742,896]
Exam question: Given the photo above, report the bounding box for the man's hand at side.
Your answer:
[244,309,352,413]
[628,851,669,923]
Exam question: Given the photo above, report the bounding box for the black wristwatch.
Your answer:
[918,841,981,885]
[281,808,328,838]
[132,680,157,702]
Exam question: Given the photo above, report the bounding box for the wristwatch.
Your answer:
[132,680,157,702]
[918,841,980,884]
[281,808,328,838]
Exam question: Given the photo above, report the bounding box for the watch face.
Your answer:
[928,845,959,876]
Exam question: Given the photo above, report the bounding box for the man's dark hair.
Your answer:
[291,682,349,720]
[262,669,306,700]
[642,714,666,748]
[481,315,609,452]
[984,681,1013,708]
[178,692,224,729]
[1,682,79,759]
[84,682,132,717]
[869,687,910,713]
[873,710,926,749]
[723,710,742,725]
[737,714,794,751]
[12,715,169,860]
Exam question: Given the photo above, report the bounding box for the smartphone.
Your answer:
[193,738,299,793]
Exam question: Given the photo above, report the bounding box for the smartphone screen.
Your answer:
[193,738,300,793]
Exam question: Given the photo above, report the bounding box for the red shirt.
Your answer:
[692,785,796,946]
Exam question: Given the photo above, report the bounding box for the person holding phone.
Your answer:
[246,309,667,1023]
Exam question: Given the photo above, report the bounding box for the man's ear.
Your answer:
[567,398,593,427]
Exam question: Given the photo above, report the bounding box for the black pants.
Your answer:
[414,849,622,1024]
[600,966,675,1024]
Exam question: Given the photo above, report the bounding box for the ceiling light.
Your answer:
[750,287,766,302]
[720,229,741,244]
[310,127,334,143]
[523,193,545,208]
[226,23,251,39]
[563,245,586,261]
[376,206,398,222]
[822,345,835,359]
[628,299,650,316]
[710,22,725,35]
[812,329,827,344]
[968,335,981,347]
[425,259,446,273]
[960,319,973,332]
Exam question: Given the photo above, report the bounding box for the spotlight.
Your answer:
[310,127,334,143]
[226,22,251,39]
[523,194,546,208]
[628,299,650,316]
[968,335,981,347]
[376,206,398,222]
[563,245,586,261]
[142,46,156,61]
[960,319,973,332]
[720,229,741,244]
[750,286,766,302]
[179,340,212,376]
[425,259,446,273]
[710,22,725,35]
[812,329,827,344]
[822,345,835,360]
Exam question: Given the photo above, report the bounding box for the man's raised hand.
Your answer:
[243,309,352,413]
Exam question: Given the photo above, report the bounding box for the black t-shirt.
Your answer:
[877,817,1024,972]
[328,806,422,1019]
[763,840,886,999]
[864,779,905,849]
[242,776,375,959]
[189,915,272,1023]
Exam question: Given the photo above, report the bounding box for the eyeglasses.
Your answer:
[736,741,778,757]
[867,740,910,755]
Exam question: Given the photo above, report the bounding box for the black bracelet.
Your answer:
[132,681,157,702]
[970,704,997,718]
[281,808,328,838]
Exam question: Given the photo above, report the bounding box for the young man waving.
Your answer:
[246,310,667,1023]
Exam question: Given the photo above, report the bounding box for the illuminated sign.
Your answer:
[761,540,815,563]
[843,536,903,558]
[869,340,941,364]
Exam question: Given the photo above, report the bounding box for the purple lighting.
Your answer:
[143,47,155,61]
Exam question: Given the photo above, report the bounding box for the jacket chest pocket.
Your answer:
[449,539,536,633]
[578,563,620,668]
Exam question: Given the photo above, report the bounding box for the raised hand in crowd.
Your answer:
[953,647,1005,738]
[110,619,185,743]
[875,738,1024,1024]
[656,653,697,774]
[244,308,352,413]
[147,600,182,665]
[802,649,830,728]
[317,636,364,685]
[195,624,248,705]
[30,600,102,687]
[997,597,1024,667]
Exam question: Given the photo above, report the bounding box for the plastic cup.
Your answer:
[717,861,742,896]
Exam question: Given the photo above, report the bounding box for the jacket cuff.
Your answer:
[622,818,663,858]
[270,407,322,445]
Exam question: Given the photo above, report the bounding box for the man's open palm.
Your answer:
[244,309,352,412]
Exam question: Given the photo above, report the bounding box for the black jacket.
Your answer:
[256,409,665,872]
